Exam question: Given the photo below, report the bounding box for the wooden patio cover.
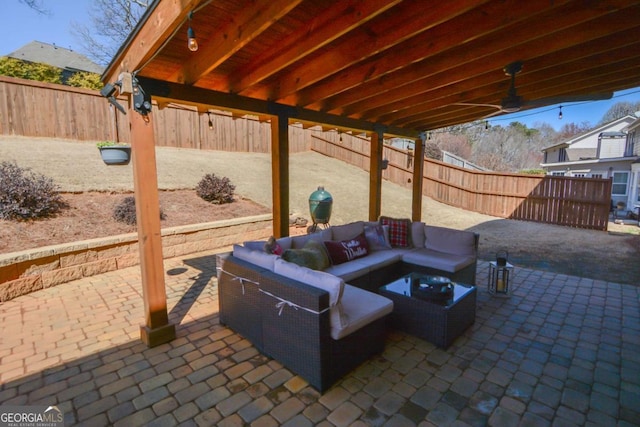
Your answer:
[102,0,640,346]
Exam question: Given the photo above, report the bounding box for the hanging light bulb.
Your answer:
[558,105,563,120]
[187,11,198,52]
[207,112,213,130]
[485,120,489,130]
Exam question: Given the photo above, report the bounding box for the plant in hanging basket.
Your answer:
[97,141,131,165]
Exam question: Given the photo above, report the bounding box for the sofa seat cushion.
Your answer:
[402,248,475,273]
[354,250,403,270]
[331,284,393,340]
[323,259,371,282]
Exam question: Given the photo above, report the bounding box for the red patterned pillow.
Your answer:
[379,216,411,247]
[323,233,369,265]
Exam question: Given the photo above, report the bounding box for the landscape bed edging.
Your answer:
[0,214,273,302]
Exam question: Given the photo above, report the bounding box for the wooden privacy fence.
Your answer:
[312,135,612,230]
[1,76,611,230]
[0,76,310,153]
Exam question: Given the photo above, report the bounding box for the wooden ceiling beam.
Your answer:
[227,0,401,93]
[175,0,303,85]
[102,0,201,83]
[378,36,640,126]
[357,7,640,124]
[242,0,488,101]
[136,76,420,138]
[325,2,638,118]
[401,68,640,130]
[295,0,574,110]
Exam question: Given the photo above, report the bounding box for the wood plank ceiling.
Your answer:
[104,0,640,137]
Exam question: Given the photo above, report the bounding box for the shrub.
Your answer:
[0,161,67,220]
[113,196,166,225]
[196,174,235,204]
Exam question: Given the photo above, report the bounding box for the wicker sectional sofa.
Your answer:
[216,219,479,392]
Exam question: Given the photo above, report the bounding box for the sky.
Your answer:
[0,1,92,56]
[2,0,640,131]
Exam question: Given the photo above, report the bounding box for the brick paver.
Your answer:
[1,252,639,425]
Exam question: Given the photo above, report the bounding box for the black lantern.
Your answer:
[488,250,513,296]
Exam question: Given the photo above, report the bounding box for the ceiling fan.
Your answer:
[455,61,613,118]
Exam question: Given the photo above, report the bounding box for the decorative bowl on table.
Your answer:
[411,275,454,303]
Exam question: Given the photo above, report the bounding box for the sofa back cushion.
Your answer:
[233,244,279,271]
[291,228,331,249]
[411,222,426,248]
[330,221,364,241]
[323,233,369,265]
[424,225,477,256]
[274,258,347,328]
[281,239,330,270]
[379,216,412,247]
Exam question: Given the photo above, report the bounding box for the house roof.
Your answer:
[104,0,640,138]
[7,41,104,74]
[542,115,637,151]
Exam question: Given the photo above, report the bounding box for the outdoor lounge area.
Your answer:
[0,248,638,426]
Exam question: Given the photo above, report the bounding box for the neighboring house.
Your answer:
[540,114,640,211]
[5,41,103,83]
[441,150,487,171]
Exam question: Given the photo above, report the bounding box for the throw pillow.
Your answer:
[281,239,330,270]
[263,236,283,255]
[364,224,392,251]
[379,216,411,247]
[323,232,369,265]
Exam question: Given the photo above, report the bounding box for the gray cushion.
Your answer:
[331,284,393,340]
[402,248,475,273]
[330,221,365,241]
[424,225,476,256]
[233,244,279,271]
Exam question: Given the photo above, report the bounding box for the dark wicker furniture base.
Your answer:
[379,274,477,348]
[217,254,388,392]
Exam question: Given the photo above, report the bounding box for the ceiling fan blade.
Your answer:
[523,92,613,109]
[453,102,502,109]
[481,109,505,120]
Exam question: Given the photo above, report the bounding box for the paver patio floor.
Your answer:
[1,251,639,426]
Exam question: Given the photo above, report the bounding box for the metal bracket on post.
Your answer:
[419,131,428,147]
[131,77,153,119]
[100,80,126,115]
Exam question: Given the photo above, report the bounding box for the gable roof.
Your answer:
[542,115,636,151]
[7,41,104,74]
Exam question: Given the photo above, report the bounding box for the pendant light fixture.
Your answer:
[187,11,198,52]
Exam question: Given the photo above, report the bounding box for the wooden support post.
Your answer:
[412,132,426,222]
[128,91,176,348]
[270,111,290,237]
[369,127,384,221]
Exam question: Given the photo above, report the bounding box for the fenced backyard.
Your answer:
[0,76,611,230]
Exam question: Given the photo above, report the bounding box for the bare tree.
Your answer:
[71,0,150,66]
[18,0,50,15]
[598,101,640,125]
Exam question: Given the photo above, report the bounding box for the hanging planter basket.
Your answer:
[98,143,131,166]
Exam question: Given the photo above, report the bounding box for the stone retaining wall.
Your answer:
[0,215,272,302]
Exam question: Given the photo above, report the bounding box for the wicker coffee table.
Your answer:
[379,273,476,348]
